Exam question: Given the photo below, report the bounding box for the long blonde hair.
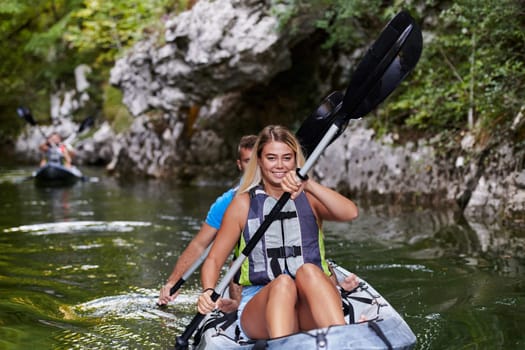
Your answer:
[238,125,305,194]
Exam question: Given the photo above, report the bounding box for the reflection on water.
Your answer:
[75,287,194,321]
[5,221,153,235]
[0,165,524,349]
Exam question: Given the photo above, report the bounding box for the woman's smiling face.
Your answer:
[258,140,296,188]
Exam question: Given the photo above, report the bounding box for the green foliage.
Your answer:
[0,1,25,15]
[63,0,168,64]
[0,0,187,139]
[274,0,524,138]
[314,0,384,50]
[271,0,384,49]
[383,0,525,134]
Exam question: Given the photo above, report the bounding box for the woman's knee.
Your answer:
[270,274,297,297]
[273,273,295,288]
[296,263,324,282]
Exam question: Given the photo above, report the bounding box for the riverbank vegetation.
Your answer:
[0,0,190,140]
[1,0,523,145]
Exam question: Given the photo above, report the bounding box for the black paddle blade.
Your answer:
[17,106,37,126]
[295,11,422,157]
[78,115,95,133]
[296,91,343,157]
[340,10,423,121]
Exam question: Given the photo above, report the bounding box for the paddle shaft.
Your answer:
[161,244,213,304]
[158,245,213,307]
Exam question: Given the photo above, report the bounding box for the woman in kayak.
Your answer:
[198,125,358,340]
[39,132,74,168]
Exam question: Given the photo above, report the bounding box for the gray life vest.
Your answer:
[46,145,66,165]
[235,186,330,286]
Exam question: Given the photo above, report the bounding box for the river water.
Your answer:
[0,165,523,349]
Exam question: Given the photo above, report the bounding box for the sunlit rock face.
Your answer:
[108,0,321,181]
[316,120,525,223]
[110,0,298,117]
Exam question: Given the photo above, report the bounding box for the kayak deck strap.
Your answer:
[193,311,238,345]
[252,339,268,350]
[368,320,394,350]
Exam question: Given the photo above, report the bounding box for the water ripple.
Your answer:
[3,221,153,235]
[361,263,434,273]
[76,289,196,321]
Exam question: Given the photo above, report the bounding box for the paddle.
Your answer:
[174,10,422,349]
[17,105,95,143]
[296,10,422,156]
[17,106,47,139]
[160,244,213,304]
[163,16,421,294]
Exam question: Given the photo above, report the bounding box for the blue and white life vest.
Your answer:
[235,185,330,286]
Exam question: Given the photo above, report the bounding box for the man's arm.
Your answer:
[158,222,217,305]
[158,187,236,305]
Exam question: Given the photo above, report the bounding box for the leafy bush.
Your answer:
[274,0,524,139]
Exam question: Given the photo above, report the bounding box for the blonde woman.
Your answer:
[198,125,358,340]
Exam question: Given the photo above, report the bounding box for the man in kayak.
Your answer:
[198,125,359,339]
[39,132,74,168]
[158,134,257,310]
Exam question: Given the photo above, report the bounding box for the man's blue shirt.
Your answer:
[205,188,236,229]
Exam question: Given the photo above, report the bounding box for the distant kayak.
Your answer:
[33,162,84,186]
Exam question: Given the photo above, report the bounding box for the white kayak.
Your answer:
[192,260,416,350]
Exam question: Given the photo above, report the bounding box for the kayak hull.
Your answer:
[197,319,415,350]
[193,261,416,350]
[33,163,84,187]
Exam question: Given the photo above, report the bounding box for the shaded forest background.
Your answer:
[1,0,524,147]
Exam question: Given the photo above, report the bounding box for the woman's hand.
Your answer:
[197,288,218,314]
[281,170,306,200]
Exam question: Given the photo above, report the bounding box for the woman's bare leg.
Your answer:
[295,263,345,331]
[241,274,299,339]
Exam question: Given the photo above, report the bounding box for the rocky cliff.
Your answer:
[15,0,525,225]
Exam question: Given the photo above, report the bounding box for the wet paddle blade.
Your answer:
[341,10,423,120]
[296,11,422,156]
[78,115,95,134]
[17,106,37,126]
